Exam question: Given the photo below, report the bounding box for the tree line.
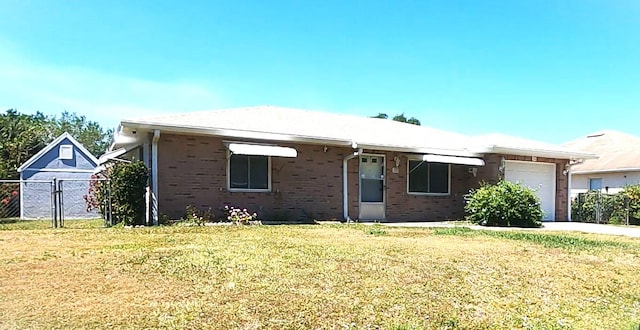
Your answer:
[0,109,112,179]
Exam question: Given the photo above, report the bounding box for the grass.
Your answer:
[0,222,639,329]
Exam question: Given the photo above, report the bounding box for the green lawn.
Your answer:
[0,221,639,329]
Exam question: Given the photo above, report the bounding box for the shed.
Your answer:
[17,132,99,219]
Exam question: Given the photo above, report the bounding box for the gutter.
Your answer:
[343,145,363,222]
[151,129,160,226]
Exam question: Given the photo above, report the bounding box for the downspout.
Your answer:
[343,145,363,222]
[567,163,572,222]
[152,129,160,225]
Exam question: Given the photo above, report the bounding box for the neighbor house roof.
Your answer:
[563,130,640,174]
[17,132,99,172]
[116,106,595,159]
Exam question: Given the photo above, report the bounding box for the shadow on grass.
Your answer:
[432,226,638,251]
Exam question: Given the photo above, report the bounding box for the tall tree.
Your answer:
[372,112,421,126]
[50,111,113,157]
[0,109,51,179]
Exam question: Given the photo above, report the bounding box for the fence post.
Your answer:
[52,178,57,228]
[58,180,64,228]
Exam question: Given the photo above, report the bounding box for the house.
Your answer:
[108,106,595,223]
[17,132,99,219]
[564,130,640,197]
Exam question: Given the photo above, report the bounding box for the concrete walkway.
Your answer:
[378,221,640,238]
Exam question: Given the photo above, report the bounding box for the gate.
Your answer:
[0,178,112,227]
[572,191,630,225]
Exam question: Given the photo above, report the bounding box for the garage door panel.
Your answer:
[504,161,556,221]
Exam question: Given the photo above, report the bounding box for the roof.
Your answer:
[17,132,99,172]
[116,105,594,159]
[563,130,640,174]
[120,106,478,157]
[474,133,598,160]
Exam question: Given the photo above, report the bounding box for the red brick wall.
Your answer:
[157,134,349,221]
[155,133,569,222]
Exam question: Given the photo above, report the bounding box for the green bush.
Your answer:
[87,161,149,226]
[571,185,640,225]
[571,192,625,224]
[465,180,543,228]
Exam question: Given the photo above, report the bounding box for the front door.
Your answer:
[359,155,385,220]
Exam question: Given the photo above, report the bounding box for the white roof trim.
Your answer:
[422,154,485,166]
[486,146,598,160]
[17,132,99,172]
[227,143,297,158]
[572,168,640,175]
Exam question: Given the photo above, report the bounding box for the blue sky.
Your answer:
[1,0,639,143]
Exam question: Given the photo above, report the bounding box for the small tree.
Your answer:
[465,180,543,228]
[86,161,148,226]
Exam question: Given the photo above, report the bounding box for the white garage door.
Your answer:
[504,161,556,221]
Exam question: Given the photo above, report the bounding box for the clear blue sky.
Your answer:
[1,0,638,143]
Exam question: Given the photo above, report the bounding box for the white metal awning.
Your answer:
[227,143,297,158]
[422,154,485,166]
[98,148,129,165]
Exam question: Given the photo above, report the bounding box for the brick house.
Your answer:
[106,106,595,223]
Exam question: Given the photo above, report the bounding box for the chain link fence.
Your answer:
[0,178,111,227]
[572,191,632,225]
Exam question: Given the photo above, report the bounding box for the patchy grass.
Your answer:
[0,222,639,329]
[433,226,636,251]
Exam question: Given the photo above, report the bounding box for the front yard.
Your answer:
[0,221,639,329]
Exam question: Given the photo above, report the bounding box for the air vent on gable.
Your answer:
[59,145,73,160]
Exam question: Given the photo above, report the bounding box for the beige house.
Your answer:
[564,130,640,197]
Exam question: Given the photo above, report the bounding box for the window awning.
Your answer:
[422,154,485,166]
[227,143,297,158]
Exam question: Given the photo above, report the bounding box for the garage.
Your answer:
[504,160,556,221]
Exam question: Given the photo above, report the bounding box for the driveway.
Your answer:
[378,221,640,238]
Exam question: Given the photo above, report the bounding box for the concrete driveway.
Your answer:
[378,221,640,238]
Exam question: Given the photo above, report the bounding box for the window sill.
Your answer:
[407,192,451,196]
[228,188,271,193]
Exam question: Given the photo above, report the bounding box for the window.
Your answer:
[408,160,450,194]
[228,154,269,190]
[59,145,73,160]
[589,178,602,191]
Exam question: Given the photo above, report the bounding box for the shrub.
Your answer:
[182,205,215,226]
[86,161,149,226]
[223,205,258,225]
[465,180,543,228]
[571,192,625,224]
[571,184,640,225]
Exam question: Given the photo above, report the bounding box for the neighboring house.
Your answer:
[564,130,640,197]
[17,132,99,219]
[108,106,595,223]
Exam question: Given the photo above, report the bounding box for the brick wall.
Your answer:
[155,133,569,222]
[157,134,348,221]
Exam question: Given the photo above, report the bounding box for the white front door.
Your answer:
[359,155,385,220]
[504,160,556,221]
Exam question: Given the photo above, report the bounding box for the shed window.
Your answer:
[59,145,73,160]
[408,160,450,194]
[228,154,270,191]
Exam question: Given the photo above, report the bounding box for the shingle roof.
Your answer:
[563,130,640,173]
[122,106,477,156]
[118,105,594,159]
